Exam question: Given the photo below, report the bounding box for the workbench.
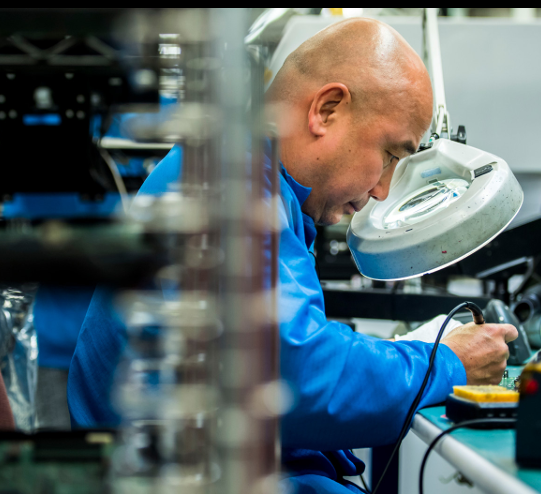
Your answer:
[405,364,541,494]
[365,366,541,494]
[411,406,541,494]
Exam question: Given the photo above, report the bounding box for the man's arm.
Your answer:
[277,203,515,451]
[278,213,465,450]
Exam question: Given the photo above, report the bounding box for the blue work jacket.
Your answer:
[67,144,182,426]
[68,142,466,493]
[34,286,94,369]
[35,97,179,371]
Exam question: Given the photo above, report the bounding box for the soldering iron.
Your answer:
[370,301,485,494]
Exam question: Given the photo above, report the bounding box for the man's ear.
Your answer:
[308,83,352,137]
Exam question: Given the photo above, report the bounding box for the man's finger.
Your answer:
[503,324,519,343]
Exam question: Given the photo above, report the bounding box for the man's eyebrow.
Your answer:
[397,141,417,156]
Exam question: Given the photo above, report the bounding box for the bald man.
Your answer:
[268,18,431,226]
[265,18,516,493]
[67,17,517,494]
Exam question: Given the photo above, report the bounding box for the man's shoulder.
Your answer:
[137,144,183,196]
[277,171,303,230]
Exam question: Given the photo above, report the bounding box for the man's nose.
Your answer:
[369,176,392,202]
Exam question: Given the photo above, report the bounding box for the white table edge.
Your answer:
[412,413,539,494]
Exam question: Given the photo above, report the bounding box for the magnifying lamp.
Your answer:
[347,9,524,281]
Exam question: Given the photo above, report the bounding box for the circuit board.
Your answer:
[0,431,113,494]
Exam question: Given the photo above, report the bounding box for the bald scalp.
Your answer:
[268,18,432,121]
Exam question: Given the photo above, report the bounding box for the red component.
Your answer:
[442,250,447,253]
[524,378,539,395]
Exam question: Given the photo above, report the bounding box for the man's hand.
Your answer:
[441,322,518,385]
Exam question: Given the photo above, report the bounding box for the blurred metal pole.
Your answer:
[112,9,278,494]
[113,10,223,494]
[215,8,279,494]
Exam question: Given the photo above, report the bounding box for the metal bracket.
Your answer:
[423,8,451,138]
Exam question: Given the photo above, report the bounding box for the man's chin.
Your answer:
[304,205,347,227]
[315,213,342,227]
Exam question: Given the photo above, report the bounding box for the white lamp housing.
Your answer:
[346,138,523,281]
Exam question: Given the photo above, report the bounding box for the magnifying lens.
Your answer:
[347,138,523,280]
[347,9,524,281]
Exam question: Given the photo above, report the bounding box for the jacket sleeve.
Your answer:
[67,286,126,428]
[278,204,467,451]
[68,146,183,428]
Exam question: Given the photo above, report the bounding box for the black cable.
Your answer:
[359,473,370,492]
[418,418,516,494]
[371,301,484,494]
[349,448,371,492]
[391,280,404,293]
[511,255,540,302]
[309,251,321,281]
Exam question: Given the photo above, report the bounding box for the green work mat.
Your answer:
[419,366,541,491]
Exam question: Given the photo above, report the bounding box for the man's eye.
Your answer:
[386,152,399,166]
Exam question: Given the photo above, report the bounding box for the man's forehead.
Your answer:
[384,119,425,156]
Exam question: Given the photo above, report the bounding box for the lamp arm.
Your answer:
[423,8,451,138]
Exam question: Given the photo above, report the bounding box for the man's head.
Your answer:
[267,18,433,225]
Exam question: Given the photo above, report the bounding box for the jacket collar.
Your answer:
[280,164,312,207]
[263,137,312,207]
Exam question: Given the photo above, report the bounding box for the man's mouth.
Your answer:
[349,202,361,213]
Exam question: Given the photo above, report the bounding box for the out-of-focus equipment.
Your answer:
[0,285,37,431]
[347,8,523,281]
[0,9,170,285]
[512,284,541,348]
[516,354,541,467]
[245,8,301,44]
[0,8,281,494]
[445,385,518,428]
[483,299,531,365]
[0,10,158,200]
[0,429,115,493]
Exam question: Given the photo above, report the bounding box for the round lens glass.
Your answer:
[382,178,469,229]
